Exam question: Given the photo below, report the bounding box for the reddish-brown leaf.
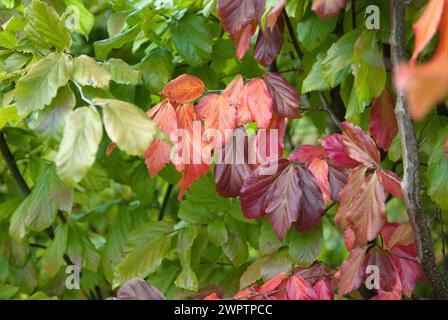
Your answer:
[214,128,256,198]
[286,275,318,300]
[336,246,368,297]
[240,159,301,240]
[263,72,300,118]
[289,145,326,165]
[336,167,386,246]
[308,158,331,204]
[341,122,380,167]
[377,169,403,198]
[145,100,177,176]
[195,94,237,148]
[253,18,285,67]
[445,138,448,155]
[266,0,286,29]
[365,247,398,293]
[311,0,347,18]
[296,167,324,232]
[174,104,210,199]
[161,74,205,103]
[328,164,349,203]
[313,278,334,300]
[320,134,360,168]
[240,78,273,128]
[369,89,398,151]
[254,115,285,164]
[410,0,445,62]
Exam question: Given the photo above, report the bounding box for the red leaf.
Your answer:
[365,247,398,293]
[313,278,334,300]
[341,122,381,167]
[336,247,368,297]
[311,0,347,18]
[289,145,326,165]
[266,0,286,29]
[369,89,398,151]
[320,134,360,168]
[203,293,221,300]
[336,167,386,246]
[286,275,318,300]
[174,104,210,199]
[328,164,349,203]
[106,142,117,156]
[214,128,255,198]
[195,94,237,148]
[410,0,445,62]
[161,74,205,103]
[296,167,324,232]
[253,18,285,67]
[240,159,301,240]
[263,72,300,118]
[343,227,356,251]
[254,115,285,164]
[258,273,287,294]
[377,169,403,198]
[145,100,178,176]
[308,158,331,204]
[445,138,448,155]
[240,78,273,128]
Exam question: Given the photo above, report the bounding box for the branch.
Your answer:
[158,184,173,221]
[0,132,31,196]
[390,0,448,299]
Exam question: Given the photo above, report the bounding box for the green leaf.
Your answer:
[129,162,155,207]
[63,0,94,39]
[0,106,19,130]
[94,98,157,156]
[223,217,248,267]
[175,227,198,291]
[428,127,448,210]
[56,106,103,187]
[15,52,73,115]
[322,30,359,87]
[29,86,76,143]
[102,58,141,85]
[259,221,283,256]
[297,14,337,52]
[9,166,72,240]
[170,14,212,67]
[114,222,174,288]
[287,223,323,267]
[24,0,72,51]
[351,31,386,103]
[206,220,228,247]
[94,24,141,60]
[139,48,173,93]
[302,53,330,93]
[39,224,68,282]
[341,76,369,124]
[73,55,110,88]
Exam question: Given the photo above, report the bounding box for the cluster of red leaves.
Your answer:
[336,222,422,299]
[204,264,333,300]
[144,72,299,199]
[395,0,448,120]
[217,1,347,65]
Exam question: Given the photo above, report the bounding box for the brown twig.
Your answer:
[389,0,448,299]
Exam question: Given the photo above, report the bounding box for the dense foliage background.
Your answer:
[0,0,448,300]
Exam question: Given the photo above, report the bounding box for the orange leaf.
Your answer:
[308,158,331,204]
[161,74,205,103]
[411,0,445,62]
[240,78,273,129]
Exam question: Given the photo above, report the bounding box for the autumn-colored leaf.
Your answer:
[195,93,237,148]
[214,128,255,198]
[328,164,349,203]
[161,74,205,103]
[411,0,445,62]
[263,72,300,118]
[321,134,360,168]
[336,167,386,246]
[289,145,326,165]
[369,89,398,151]
[341,122,380,167]
[308,158,331,204]
[296,167,324,232]
[266,0,286,29]
[286,275,318,300]
[311,0,347,18]
[336,246,367,297]
[240,78,273,128]
[365,247,398,293]
[254,115,285,164]
[377,169,403,198]
[445,138,448,154]
[145,100,177,176]
[253,18,285,67]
